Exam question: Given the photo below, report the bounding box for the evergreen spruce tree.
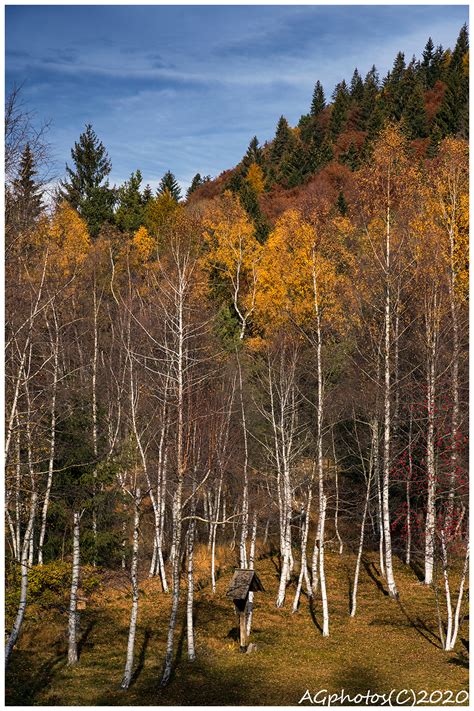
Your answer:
[242,136,263,168]
[427,123,443,158]
[434,25,469,138]
[358,66,380,130]
[308,137,333,172]
[350,68,364,103]
[10,143,44,230]
[383,52,407,122]
[142,184,153,204]
[402,78,429,139]
[310,81,326,117]
[329,81,350,139]
[422,37,435,88]
[187,173,203,198]
[61,124,115,238]
[115,170,145,233]
[390,51,407,84]
[339,142,360,171]
[270,116,293,165]
[451,24,469,71]
[431,44,446,84]
[279,140,309,188]
[157,170,181,202]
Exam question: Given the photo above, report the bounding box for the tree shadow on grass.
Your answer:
[269,554,282,578]
[409,558,425,583]
[129,628,152,687]
[328,664,389,701]
[5,617,97,706]
[308,596,323,634]
[362,557,389,597]
[449,652,469,669]
[395,599,442,649]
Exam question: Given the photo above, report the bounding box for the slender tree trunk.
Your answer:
[333,439,343,555]
[382,201,398,599]
[161,268,186,688]
[446,541,469,651]
[293,486,312,612]
[38,314,59,565]
[446,217,460,533]
[246,512,258,636]
[351,422,375,617]
[424,293,438,586]
[405,410,413,566]
[68,511,81,665]
[186,482,197,662]
[5,491,37,668]
[237,353,249,569]
[319,494,329,637]
[121,488,141,690]
[91,284,99,567]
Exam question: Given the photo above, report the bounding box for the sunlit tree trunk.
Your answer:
[121,487,141,690]
[38,309,59,565]
[382,197,398,599]
[68,511,81,665]
[5,490,37,668]
[424,290,439,586]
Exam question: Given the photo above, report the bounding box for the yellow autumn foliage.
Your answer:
[254,209,344,335]
[245,162,265,194]
[202,191,262,322]
[132,225,155,262]
[47,202,91,276]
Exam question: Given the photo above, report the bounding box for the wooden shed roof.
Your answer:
[226,569,265,599]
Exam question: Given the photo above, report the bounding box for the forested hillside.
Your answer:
[5,25,469,701]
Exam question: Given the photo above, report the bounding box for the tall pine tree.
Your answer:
[61,124,115,238]
[115,170,145,233]
[157,171,181,202]
[9,143,44,231]
[270,116,293,165]
[310,81,326,117]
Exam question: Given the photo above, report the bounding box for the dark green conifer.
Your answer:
[243,136,263,167]
[310,81,326,117]
[10,143,44,230]
[157,170,181,202]
[115,170,145,233]
[270,116,293,165]
[402,79,429,139]
[350,69,364,103]
[339,142,360,171]
[61,124,115,238]
[329,81,350,139]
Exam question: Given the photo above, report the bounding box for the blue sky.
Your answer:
[5,5,469,192]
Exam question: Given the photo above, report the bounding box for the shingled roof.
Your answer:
[226,569,265,600]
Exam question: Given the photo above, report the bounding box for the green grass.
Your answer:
[5,547,469,706]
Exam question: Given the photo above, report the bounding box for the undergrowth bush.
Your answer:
[5,561,101,620]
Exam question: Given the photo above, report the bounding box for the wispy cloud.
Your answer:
[6,5,468,192]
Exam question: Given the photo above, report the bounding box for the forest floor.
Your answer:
[5,544,469,706]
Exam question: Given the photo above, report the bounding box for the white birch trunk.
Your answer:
[67,511,81,665]
[121,488,141,689]
[293,486,312,612]
[246,512,258,636]
[5,491,37,668]
[382,200,398,599]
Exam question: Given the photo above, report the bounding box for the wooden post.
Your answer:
[227,569,264,653]
[234,598,248,652]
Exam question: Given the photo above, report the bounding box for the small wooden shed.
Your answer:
[227,569,264,651]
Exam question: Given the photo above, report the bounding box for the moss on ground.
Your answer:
[5,548,469,705]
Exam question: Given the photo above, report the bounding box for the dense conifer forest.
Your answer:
[5,25,469,704]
